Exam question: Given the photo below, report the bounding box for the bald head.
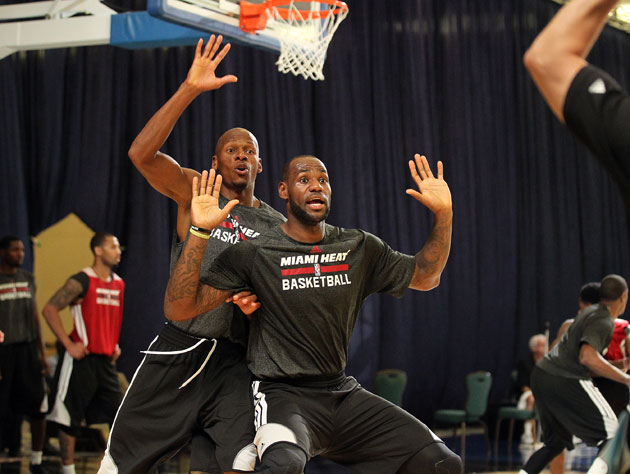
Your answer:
[215,128,259,156]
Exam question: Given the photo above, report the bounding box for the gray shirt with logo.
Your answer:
[202,224,416,379]
[0,269,37,344]
[170,196,285,345]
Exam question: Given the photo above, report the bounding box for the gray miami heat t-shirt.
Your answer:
[169,196,285,346]
[201,224,416,378]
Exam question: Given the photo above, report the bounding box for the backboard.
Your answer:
[147,0,326,53]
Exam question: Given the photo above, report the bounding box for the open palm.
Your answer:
[186,35,238,91]
[191,169,239,231]
[406,154,452,214]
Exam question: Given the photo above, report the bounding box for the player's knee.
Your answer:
[400,442,462,474]
[258,442,306,474]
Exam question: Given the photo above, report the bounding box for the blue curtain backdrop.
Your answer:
[1,0,629,424]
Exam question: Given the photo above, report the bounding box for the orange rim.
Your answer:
[240,0,348,33]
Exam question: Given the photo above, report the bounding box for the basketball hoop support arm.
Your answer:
[0,0,116,60]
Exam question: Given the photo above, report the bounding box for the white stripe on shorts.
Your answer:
[252,381,268,430]
[579,379,618,439]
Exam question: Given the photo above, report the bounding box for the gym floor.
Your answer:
[0,424,598,474]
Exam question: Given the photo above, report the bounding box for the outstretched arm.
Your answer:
[523,0,619,122]
[406,155,453,291]
[164,169,239,320]
[128,35,238,239]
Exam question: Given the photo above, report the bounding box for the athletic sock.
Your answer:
[30,451,43,465]
[62,464,76,474]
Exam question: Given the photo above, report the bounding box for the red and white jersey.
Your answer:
[604,318,630,362]
[70,267,124,356]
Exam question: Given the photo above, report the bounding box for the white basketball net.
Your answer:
[266,1,349,80]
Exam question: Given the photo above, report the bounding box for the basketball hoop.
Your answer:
[240,0,349,81]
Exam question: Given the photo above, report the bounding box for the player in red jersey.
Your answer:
[43,232,124,474]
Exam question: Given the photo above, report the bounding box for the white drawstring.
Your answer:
[179,339,217,389]
[141,337,218,389]
[141,337,208,355]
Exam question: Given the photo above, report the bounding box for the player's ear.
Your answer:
[278,181,287,199]
[257,157,263,174]
[211,155,218,170]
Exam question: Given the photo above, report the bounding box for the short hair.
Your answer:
[579,282,601,305]
[528,334,546,350]
[90,232,114,254]
[0,235,22,250]
[600,274,628,302]
[281,155,319,182]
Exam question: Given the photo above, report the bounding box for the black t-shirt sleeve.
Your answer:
[200,242,255,293]
[564,65,630,197]
[363,232,416,299]
[69,272,89,297]
[580,316,613,354]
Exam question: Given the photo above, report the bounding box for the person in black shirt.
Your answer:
[0,235,49,474]
[524,0,630,218]
[164,155,460,474]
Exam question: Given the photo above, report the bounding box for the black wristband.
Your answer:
[190,224,211,234]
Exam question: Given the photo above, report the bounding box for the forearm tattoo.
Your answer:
[411,212,452,287]
[48,279,83,309]
[164,242,227,313]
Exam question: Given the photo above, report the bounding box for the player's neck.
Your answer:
[281,220,326,243]
[220,185,259,208]
[92,261,113,281]
[601,300,621,319]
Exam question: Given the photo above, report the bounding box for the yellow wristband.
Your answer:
[189,227,210,240]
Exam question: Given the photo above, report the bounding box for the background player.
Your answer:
[0,235,49,474]
[43,232,124,474]
[519,274,629,474]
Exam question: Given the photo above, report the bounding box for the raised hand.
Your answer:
[191,169,239,231]
[406,154,452,215]
[186,35,238,92]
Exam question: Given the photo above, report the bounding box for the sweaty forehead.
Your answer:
[291,157,327,175]
[217,129,258,152]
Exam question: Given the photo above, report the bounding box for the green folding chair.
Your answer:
[494,370,537,464]
[434,371,493,467]
[373,369,407,407]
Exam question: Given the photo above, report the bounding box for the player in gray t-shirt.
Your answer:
[164,155,460,474]
[521,274,629,474]
[99,36,284,474]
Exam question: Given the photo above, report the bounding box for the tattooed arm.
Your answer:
[42,277,88,360]
[164,233,231,321]
[164,168,238,321]
[405,155,453,291]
